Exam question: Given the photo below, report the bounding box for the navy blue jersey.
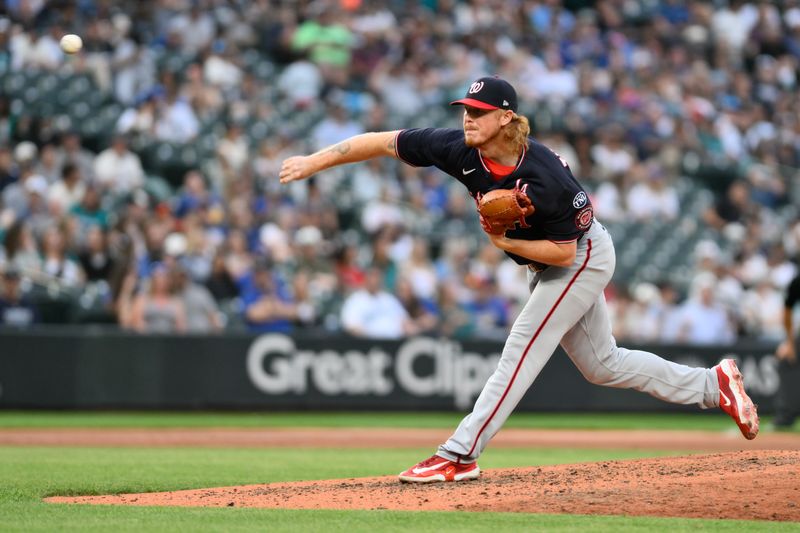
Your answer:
[396,128,593,265]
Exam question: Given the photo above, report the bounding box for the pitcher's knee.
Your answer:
[579,350,622,385]
[582,366,616,385]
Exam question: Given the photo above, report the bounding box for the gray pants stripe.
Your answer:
[438,221,719,464]
[464,239,594,458]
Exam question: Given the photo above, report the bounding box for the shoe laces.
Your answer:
[416,455,447,468]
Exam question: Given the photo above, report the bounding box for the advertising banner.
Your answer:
[0,329,781,411]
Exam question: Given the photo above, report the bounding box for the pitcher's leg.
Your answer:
[560,294,718,408]
[438,239,612,462]
[436,297,564,462]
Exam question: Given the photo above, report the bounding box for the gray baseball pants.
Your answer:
[437,220,720,463]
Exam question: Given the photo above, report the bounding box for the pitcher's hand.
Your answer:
[279,156,316,184]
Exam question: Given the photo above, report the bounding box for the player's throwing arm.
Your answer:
[279,131,401,184]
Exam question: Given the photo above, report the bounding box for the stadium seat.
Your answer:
[3,71,27,96]
[144,175,174,204]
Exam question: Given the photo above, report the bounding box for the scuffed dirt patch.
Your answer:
[47,451,800,521]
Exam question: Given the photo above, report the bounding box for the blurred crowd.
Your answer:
[1,0,800,345]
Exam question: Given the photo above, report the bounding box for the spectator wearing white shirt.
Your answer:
[590,124,636,181]
[167,3,216,55]
[48,163,86,216]
[767,244,797,290]
[657,282,685,343]
[21,174,54,238]
[111,15,156,106]
[93,135,145,195]
[372,63,425,119]
[276,59,323,110]
[154,85,200,144]
[30,24,63,70]
[540,132,581,177]
[8,23,36,71]
[736,239,769,288]
[400,238,438,301]
[625,282,665,343]
[741,278,785,341]
[216,122,249,176]
[203,40,243,91]
[711,0,758,55]
[675,275,736,345]
[496,257,530,314]
[79,18,114,93]
[349,158,385,204]
[180,62,224,120]
[351,4,397,36]
[340,267,413,340]
[34,143,60,184]
[360,186,405,235]
[591,174,625,222]
[715,110,746,160]
[311,104,364,152]
[2,168,42,220]
[625,163,679,222]
[116,92,158,138]
[40,226,84,288]
[531,45,578,102]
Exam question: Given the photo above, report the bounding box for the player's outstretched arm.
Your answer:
[279,131,401,184]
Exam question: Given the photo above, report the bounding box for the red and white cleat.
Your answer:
[398,454,480,483]
[716,359,759,440]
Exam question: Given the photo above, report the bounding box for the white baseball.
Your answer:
[60,34,83,54]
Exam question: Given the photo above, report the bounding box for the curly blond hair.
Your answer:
[502,114,531,153]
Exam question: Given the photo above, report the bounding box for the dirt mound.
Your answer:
[47,450,800,521]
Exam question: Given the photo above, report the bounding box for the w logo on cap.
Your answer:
[450,76,519,113]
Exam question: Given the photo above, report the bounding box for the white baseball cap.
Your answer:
[24,175,48,196]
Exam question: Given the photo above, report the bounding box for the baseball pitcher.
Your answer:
[279,76,759,484]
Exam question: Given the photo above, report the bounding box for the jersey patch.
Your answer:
[573,191,588,209]
[575,206,593,230]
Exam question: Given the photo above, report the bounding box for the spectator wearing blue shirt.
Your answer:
[465,277,509,341]
[0,267,39,327]
[241,258,298,333]
[173,170,217,219]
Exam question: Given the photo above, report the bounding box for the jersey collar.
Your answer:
[478,145,526,178]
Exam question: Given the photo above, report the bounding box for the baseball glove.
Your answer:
[478,187,535,234]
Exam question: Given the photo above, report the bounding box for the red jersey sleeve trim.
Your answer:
[393,130,418,167]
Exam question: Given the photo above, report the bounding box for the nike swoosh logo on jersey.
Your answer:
[411,461,449,474]
[462,168,476,175]
[720,390,732,408]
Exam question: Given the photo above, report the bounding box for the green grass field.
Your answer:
[2,410,793,430]
[0,412,797,532]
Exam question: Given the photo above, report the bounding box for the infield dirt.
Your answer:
[47,450,799,521]
[29,428,800,521]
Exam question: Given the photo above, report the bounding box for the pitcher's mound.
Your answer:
[47,451,800,521]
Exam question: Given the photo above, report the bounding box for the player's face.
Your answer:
[462,106,505,147]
